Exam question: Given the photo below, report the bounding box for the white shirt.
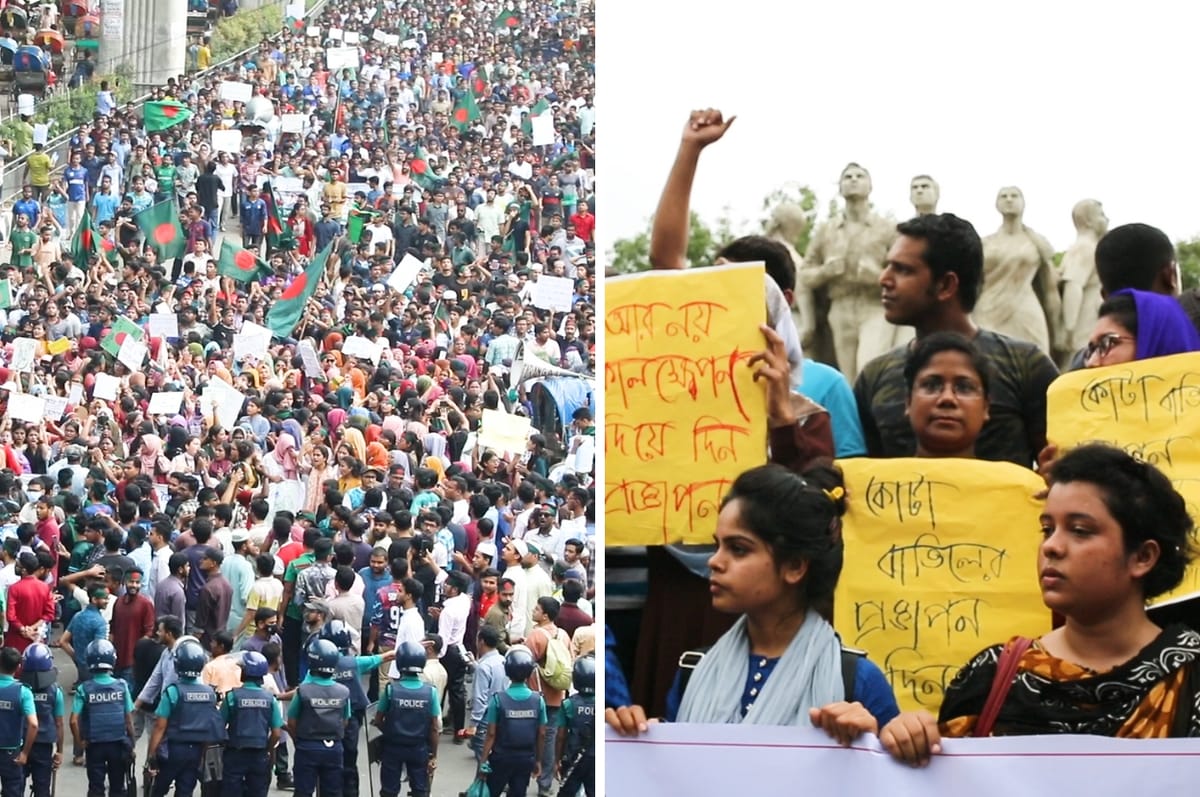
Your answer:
[501,565,528,642]
[437,593,470,657]
[386,605,430,679]
[149,544,172,599]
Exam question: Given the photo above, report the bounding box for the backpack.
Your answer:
[678,645,863,703]
[534,626,573,691]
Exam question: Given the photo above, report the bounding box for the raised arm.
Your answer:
[647,109,735,271]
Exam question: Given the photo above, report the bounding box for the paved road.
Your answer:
[43,643,538,797]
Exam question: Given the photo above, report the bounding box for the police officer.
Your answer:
[480,646,547,797]
[555,655,596,797]
[20,643,62,797]
[146,638,226,797]
[287,639,351,797]
[220,652,282,797]
[0,646,36,797]
[320,620,395,797]
[70,640,133,797]
[373,641,438,797]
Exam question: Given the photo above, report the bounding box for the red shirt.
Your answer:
[569,211,595,243]
[35,517,59,584]
[4,576,55,652]
[111,592,156,669]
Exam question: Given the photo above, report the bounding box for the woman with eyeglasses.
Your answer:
[1083,288,1200,369]
[902,332,991,460]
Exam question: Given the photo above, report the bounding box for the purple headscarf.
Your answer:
[1115,289,1200,360]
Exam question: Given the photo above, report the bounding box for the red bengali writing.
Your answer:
[606,300,726,352]
[605,477,732,543]
[604,350,755,421]
[607,417,674,462]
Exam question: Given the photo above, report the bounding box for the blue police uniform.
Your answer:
[74,675,131,797]
[0,677,34,797]
[331,653,382,797]
[26,680,62,797]
[152,679,225,797]
[557,693,595,797]
[287,676,351,797]
[220,683,282,797]
[376,677,439,797]
[485,686,546,797]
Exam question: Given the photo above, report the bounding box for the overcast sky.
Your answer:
[599,1,1200,257]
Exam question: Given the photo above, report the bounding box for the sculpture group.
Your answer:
[776,166,1106,378]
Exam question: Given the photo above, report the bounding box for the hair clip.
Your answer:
[823,486,844,502]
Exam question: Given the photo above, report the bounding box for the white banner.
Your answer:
[327,45,359,70]
[607,726,1200,796]
[387,253,426,294]
[530,274,575,312]
[211,129,243,154]
[531,112,555,146]
[219,81,253,103]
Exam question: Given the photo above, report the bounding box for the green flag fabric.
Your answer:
[70,206,100,266]
[144,101,193,133]
[217,240,271,283]
[494,9,520,30]
[266,243,331,338]
[0,279,13,310]
[433,301,451,333]
[410,147,441,191]
[135,200,186,261]
[451,91,480,132]
[101,316,145,357]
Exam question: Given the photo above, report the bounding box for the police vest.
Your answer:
[382,681,433,746]
[493,691,540,756]
[563,695,595,759]
[0,683,23,749]
[333,655,370,714]
[227,687,276,750]
[167,681,225,743]
[80,680,126,743]
[294,682,350,741]
[30,684,59,745]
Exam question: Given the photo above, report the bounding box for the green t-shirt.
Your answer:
[283,552,315,620]
[154,164,177,194]
[9,229,35,268]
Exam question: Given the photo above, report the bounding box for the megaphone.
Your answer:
[509,346,592,386]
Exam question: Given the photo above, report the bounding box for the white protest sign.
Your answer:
[285,1,304,18]
[382,32,400,47]
[372,29,388,43]
[206,377,246,432]
[117,337,147,370]
[478,409,531,455]
[147,312,179,339]
[343,336,383,364]
[42,395,68,421]
[10,338,36,373]
[387,253,426,294]
[326,46,360,71]
[531,112,555,146]
[327,27,343,40]
[219,81,253,103]
[281,113,306,133]
[211,129,243,154]
[401,38,418,50]
[67,383,83,406]
[154,483,170,508]
[530,275,575,312]
[147,391,185,416]
[233,330,270,362]
[608,726,1200,796]
[93,373,121,401]
[344,31,360,44]
[306,26,320,37]
[431,51,443,64]
[298,340,324,380]
[8,393,45,423]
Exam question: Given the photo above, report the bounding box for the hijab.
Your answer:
[1116,288,1200,361]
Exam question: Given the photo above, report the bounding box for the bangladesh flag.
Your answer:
[217,239,271,283]
[494,8,520,30]
[101,316,144,358]
[70,207,100,265]
[262,183,295,251]
[451,91,480,132]
[266,243,331,338]
[522,98,550,137]
[432,301,451,334]
[144,101,193,133]
[470,72,488,98]
[0,279,12,310]
[410,147,441,191]
[135,200,186,261]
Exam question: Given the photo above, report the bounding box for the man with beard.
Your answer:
[110,568,155,686]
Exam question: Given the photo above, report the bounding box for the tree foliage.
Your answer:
[0,66,135,156]
[1176,236,1200,291]
[609,211,732,274]
[211,4,284,62]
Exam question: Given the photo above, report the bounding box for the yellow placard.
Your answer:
[1046,352,1200,606]
[47,337,71,355]
[834,458,1050,713]
[604,263,767,545]
[478,409,533,456]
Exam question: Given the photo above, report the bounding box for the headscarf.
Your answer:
[327,408,347,434]
[1115,288,1200,361]
[282,419,305,452]
[275,432,299,479]
[366,442,389,469]
[424,454,446,483]
[365,424,383,445]
[140,434,164,475]
[424,433,447,462]
[341,427,367,463]
[382,416,405,438]
[323,332,344,352]
[335,384,355,409]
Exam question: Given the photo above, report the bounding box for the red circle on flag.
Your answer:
[163,106,179,119]
[454,108,469,123]
[411,160,428,174]
[153,222,176,246]
[114,332,128,345]
[280,274,307,301]
[505,16,519,28]
[233,250,257,271]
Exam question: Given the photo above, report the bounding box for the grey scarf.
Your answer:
[676,610,843,725]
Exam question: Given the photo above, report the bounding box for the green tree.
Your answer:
[609,211,727,274]
[760,183,818,255]
[1177,236,1200,290]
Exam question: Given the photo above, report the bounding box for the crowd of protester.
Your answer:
[0,0,598,795]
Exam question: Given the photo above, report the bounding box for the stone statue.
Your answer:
[910,175,939,215]
[797,163,910,380]
[976,187,1065,355]
[764,202,821,362]
[1059,199,1109,353]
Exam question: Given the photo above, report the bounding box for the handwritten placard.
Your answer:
[93,373,121,401]
[147,391,184,416]
[530,274,574,312]
[604,262,767,545]
[8,393,44,423]
[326,46,359,70]
[298,339,324,380]
[219,81,253,103]
[478,409,531,455]
[10,338,36,372]
[1046,352,1200,606]
[148,312,179,339]
[42,395,68,420]
[834,458,1050,713]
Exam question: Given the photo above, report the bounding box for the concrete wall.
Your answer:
[98,0,188,87]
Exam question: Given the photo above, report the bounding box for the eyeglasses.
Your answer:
[1084,333,1135,361]
[913,376,984,399]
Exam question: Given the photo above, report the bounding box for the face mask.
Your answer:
[265,624,278,635]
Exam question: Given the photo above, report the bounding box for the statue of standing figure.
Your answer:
[975,186,1065,356]
[764,202,823,368]
[910,175,940,215]
[798,163,911,380]
[1059,199,1110,355]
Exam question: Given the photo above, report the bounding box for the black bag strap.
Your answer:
[1170,657,1199,737]
[678,645,864,702]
